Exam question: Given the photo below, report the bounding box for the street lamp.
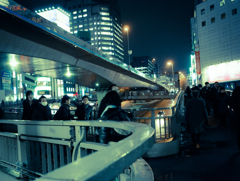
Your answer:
[167,62,174,82]
[125,26,132,70]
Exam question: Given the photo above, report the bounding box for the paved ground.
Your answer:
[145,114,240,181]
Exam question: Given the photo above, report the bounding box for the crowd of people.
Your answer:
[184,82,240,152]
[19,84,131,144]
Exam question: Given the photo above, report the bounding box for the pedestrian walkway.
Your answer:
[145,115,240,181]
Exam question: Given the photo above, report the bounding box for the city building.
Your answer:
[65,0,124,61]
[191,0,240,89]
[131,56,155,76]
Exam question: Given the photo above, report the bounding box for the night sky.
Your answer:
[15,0,194,73]
[118,0,194,72]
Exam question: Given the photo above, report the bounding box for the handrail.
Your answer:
[0,120,155,181]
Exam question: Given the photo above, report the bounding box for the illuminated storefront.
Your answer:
[35,77,51,99]
[207,60,240,83]
[190,54,197,86]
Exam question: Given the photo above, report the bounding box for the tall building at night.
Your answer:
[65,0,124,61]
[131,56,154,76]
[191,0,240,89]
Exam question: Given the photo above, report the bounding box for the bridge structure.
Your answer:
[0,0,169,91]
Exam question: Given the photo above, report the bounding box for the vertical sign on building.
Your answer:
[195,45,201,74]
[1,70,12,90]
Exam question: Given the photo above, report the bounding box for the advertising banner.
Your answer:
[1,70,12,90]
[2,77,11,84]
[195,51,201,74]
[208,60,240,83]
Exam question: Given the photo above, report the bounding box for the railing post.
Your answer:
[17,125,23,178]
[150,110,156,141]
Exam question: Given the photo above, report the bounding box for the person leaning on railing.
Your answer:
[22,91,38,120]
[32,96,52,120]
[95,91,131,144]
[54,95,73,120]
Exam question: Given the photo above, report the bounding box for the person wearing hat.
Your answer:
[185,89,209,149]
[54,95,73,120]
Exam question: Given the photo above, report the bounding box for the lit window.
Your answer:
[102,17,111,21]
[84,29,88,31]
[232,8,237,15]
[74,30,77,33]
[78,15,82,18]
[101,32,111,35]
[101,27,111,30]
[101,7,108,11]
[221,13,226,19]
[84,24,87,26]
[83,14,87,17]
[91,43,94,45]
[89,23,93,25]
[78,10,81,13]
[79,25,83,28]
[83,9,87,12]
[210,4,214,11]
[201,9,205,15]
[220,0,225,6]
[94,22,96,25]
[74,26,77,28]
[211,17,215,23]
[202,21,206,27]
[100,12,110,16]
[73,16,77,19]
[95,32,97,35]
[89,28,93,31]
[73,11,77,14]
[91,38,94,40]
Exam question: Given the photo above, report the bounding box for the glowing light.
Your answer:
[10,55,19,67]
[96,83,99,86]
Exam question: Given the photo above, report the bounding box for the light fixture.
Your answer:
[10,55,19,67]
[66,67,71,77]
[96,83,99,86]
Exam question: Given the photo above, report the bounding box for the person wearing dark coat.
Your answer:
[232,86,240,152]
[22,91,38,120]
[202,82,212,115]
[54,95,73,120]
[75,96,93,120]
[185,90,209,148]
[211,82,219,118]
[0,107,3,119]
[32,96,52,120]
[184,86,192,106]
[215,87,230,126]
[96,91,131,144]
[97,84,120,118]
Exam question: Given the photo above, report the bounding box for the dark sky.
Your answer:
[118,0,194,72]
[15,0,194,72]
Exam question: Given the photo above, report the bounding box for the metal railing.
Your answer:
[125,91,184,142]
[0,120,155,181]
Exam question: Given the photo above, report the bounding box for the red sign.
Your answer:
[195,51,201,74]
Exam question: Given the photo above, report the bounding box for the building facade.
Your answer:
[131,56,154,76]
[192,0,240,89]
[65,0,124,61]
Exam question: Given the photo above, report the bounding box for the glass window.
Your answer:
[102,17,111,21]
[101,7,108,11]
[74,26,77,28]
[89,28,93,31]
[220,0,225,6]
[83,9,87,12]
[100,12,110,16]
[202,21,206,27]
[78,15,82,18]
[232,9,237,15]
[101,27,111,30]
[84,19,87,21]
[89,23,93,25]
[73,6,76,9]
[84,29,88,31]
[221,13,226,19]
[210,4,214,11]
[78,5,81,8]
[79,25,83,28]
[73,11,77,14]
[78,10,81,13]
[84,24,87,26]
[201,9,205,15]
[83,14,87,17]
[74,30,77,33]
[211,17,215,23]
[73,16,77,19]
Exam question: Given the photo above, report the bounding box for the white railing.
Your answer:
[0,120,155,181]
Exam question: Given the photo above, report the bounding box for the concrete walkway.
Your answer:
[145,115,240,181]
[0,171,20,181]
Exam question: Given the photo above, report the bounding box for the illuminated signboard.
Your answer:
[208,60,240,83]
[38,9,70,32]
